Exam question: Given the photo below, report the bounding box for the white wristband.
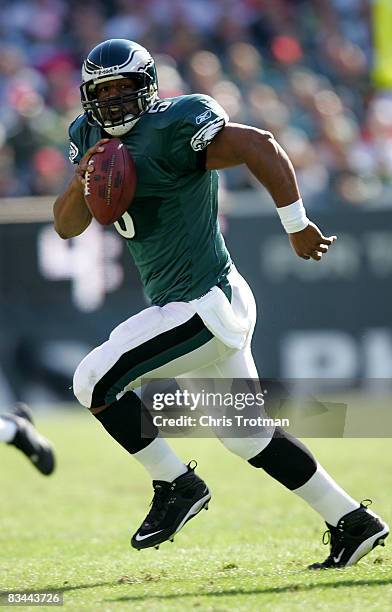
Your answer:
[277,198,309,234]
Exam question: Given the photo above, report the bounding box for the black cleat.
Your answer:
[12,402,34,424]
[309,501,389,569]
[5,409,55,476]
[131,461,211,550]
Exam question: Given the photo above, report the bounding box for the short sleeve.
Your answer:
[67,116,84,165]
[68,140,81,164]
[170,95,229,171]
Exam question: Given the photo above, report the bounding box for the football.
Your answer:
[84,138,137,225]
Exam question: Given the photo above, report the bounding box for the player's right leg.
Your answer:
[72,301,238,548]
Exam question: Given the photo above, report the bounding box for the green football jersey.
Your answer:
[68,94,232,305]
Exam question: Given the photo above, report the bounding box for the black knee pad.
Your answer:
[95,391,158,455]
[248,427,317,490]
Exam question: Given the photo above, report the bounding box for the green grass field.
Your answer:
[1,409,392,611]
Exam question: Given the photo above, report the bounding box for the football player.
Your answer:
[0,403,55,475]
[53,39,388,568]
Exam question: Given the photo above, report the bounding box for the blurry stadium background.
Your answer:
[0,0,391,408]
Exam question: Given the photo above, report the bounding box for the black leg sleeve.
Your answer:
[94,391,158,455]
[248,427,317,490]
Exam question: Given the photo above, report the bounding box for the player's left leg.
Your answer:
[249,426,389,568]
[197,345,389,569]
[0,403,55,475]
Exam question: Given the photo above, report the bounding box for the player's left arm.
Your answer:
[206,122,336,261]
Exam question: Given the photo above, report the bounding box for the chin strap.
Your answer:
[103,115,140,136]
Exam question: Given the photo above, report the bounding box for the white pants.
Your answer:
[73,268,273,458]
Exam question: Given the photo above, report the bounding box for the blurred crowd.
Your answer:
[0,0,391,209]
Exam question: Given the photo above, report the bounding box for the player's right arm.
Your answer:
[53,139,108,239]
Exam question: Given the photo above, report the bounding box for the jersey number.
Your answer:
[148,100,172,113]
[114,212,135,239]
